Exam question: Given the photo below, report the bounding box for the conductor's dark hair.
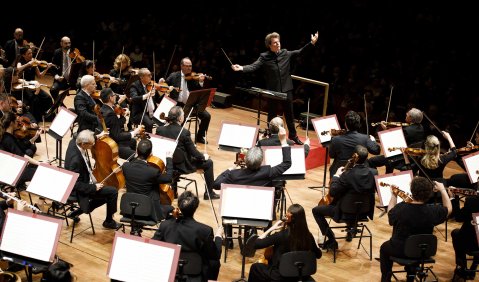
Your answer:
[345,111,361,131]
[136,139,152,160]
[178,191,199,218]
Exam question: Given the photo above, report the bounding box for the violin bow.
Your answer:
[406,152,436,186]
[42,115,49,161]
[221,48,233,66]
[34,37,45,60]
[174,107,195,144]
[305,98,310,138]
[364,93,369,136]
[118,46,125,80]
[139,52,156,130]
[100,152,136,185]
[469,120,479,143]
[385,85,393,123]
[92,40,95,75]
[164,45,177,78]
[422,111,444,137]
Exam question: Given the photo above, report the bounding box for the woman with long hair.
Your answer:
[418,131,456,180]
[248,203,321,282]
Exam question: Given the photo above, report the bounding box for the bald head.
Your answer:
[61,37,71,51]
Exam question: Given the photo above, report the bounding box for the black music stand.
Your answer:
[44,88,70,121]
[309,141,330,192]
[183,88,212,143]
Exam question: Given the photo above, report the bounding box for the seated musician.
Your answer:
[379,178,451,281]
[156,106,219,200]
[50,36,73,100]
[64,129,120,229]
[99,88,138,159]
[122,139,174,221]
[109,54,136,97]
[76,60,103,91]
[74,75,101,134]
[152,191,224,281]
[312,145,377,251]
[248,203,321,282]
[368,108,426,173]
[161,57,210,144]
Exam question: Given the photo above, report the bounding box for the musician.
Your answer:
[3,28,26,67]
[74,75,101,133]
[152,191,224,281]
[51,36,73,100]
[109,54,135,96]
[312,145,377,251]
[162,57,210,144]
[64,129,120,229]
[122,139,174,221]
[368,108,425,173]
[100,88,138,159]
[329,110,380,178]
[231,31,319,145]
[0,93,13,119]
[76,60,103,91]
[379,177,451,281]
[129,68,162,133]
[156,106,219,200]
[248,204,321,282]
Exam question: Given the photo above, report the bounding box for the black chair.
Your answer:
[172,170,199,198]
[279,251,317,282]
[119,192,158,236]
[389,234,438,282]
[61,192,95,243]
[327,193,373,262]
[176,252,202,282]
[452,250,479,281]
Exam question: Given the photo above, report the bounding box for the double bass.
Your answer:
[91,105,125,189]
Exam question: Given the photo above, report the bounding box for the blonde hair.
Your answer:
[421,135,440,169]
[113,54,131,71]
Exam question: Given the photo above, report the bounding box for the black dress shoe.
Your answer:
[67,209,83,223]
[204,191,220,200]
[196,137,208,144]
[102,220,122,230]
[289,136,304,145]
[320,239,338,251]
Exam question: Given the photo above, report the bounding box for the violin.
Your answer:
[371,121,411,127]
[145,81,178,94]
[172,207,183,219]
[14,116,39,139]
[13,80,47,91]
[258,215,291,265]
[320,128,346,136]
[379,182,413,203]
[114,104,126,116]
[184,72,212,81]
[69,48,85,63]
[94,72,115,83]
[31,60,57,69]
[457,145,479,155]
[388,147,426,156]
[234,148,248,169]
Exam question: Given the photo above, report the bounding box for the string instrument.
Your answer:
[91,105,125,189]
[184,72,212,81]
[371,121,411,127]
[379,182,413,203]
[94,72,114,83]
[257,215,292,265]
[234,148,248,169]
[457,145,479,155]
[172,207,183,219]
[320,128,346,136]
[447,186,478,197]
[91,90,101,100]
[146,155,174,205]
[388,147,426,157]
[69,48,85,63]
[14,116,39,139]
[12,80,48,91]
[31,60,57,69]
[114,104,126,116]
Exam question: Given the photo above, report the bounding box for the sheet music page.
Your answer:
[49,107,77,138]
[109,236,177,282]
[220,185,274,220]
[149,134,178,164]
[1,211,60,262]
[463,152,479,184]
[218,123,257,149]
[27,164,77,203]
[263,146,306,175]
[378,127,407,158]
[153,96,177,122]
[0,150,28,186]
[312,115,340,143]
[375,171,413,206]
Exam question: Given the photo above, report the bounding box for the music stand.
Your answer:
[0,150,28,188]
[377,127,408,165]
[310,115,340,191]
[44,88,70,121]
[217,121,259,152]
[46,107,77,167]
[463,151,479,184]
[183,88,213,143]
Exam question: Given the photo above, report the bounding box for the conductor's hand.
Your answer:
[95,183,104,191]
[311,31,319,45]
[231,64,243,72]
[278,127,287,146]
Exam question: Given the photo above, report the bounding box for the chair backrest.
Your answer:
[120,192,153,218]
[177,252,202,275]
[279,251,317,278]
[404,234,437,258]
[339,192,371,215]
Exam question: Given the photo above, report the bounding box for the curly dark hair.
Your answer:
[410,177,433,202]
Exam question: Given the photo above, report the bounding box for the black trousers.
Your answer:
[452,228,479,268]
[380,240,417,282]
[312,204,336,241]
[267,90,297,138]
[193,159,214,193]
[88,186,118,220]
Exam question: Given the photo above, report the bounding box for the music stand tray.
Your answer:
[183,88,212,116]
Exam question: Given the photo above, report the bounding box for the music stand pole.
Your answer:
[309,144,330,191]
[233,226,248,282]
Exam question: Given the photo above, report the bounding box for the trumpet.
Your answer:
[0,190,42,213]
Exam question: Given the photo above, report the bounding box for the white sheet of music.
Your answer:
[375,171,413,206]
[218,122,258,149]
[378,127,407,158]
[0,150,28,186]
[312,115,340,143]
[0,209,61,262]
[220,184,274,221]
[27,163,78,203]
[149,134,178,164]
[108,233,179,282]
[473,213,479,245]
[153,96,177,123]
[463,151,479,184]
[48,107,77,138]
[263,146,306,175]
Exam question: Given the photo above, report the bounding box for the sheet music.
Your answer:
[263,146,306,175]
[27,163,78,203]
[0,150,28,186]
[463,151,479,184]
[109,234,179,282]
[153,96,177,123]
[149,134,178,164]
[48,107,77,138]
[375,171,413,206]
[218,122,258,149]
[312,115,340,143]
[220,184,274,221]
[0,209,61,262]
[378,127,407,158]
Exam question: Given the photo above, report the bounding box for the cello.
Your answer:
[91,105,126,189]
[146,154,174,205]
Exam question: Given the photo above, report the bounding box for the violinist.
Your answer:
[99,88,139,159]
[162,57,210,144]
[329,110,380,179]
[248,204,321,282]
[368,108,426,173]
[3,28,27,67]
[108,54,135,97]
[74,75,101,133]
[312,145,377,251]
[122,139,174,221]
[76,60,103,91]
[152,190,224,281]
[0,93,12,119]
[50,36,74,100]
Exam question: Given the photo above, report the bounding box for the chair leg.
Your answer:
[89,213,95,235]
[70,221,76,243]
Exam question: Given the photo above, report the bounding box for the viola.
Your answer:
[69,48,85,63]
[371,121,411,127]
[146,155,174,205]
[184,72,212,81]
[457,145,479,155]
[388,147,426,157]
[379,182,413,203]
[320,128,346,136]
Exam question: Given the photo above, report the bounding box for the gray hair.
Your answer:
[407,108,423,124]
[269,117,283,134]
[138,68,151,78]
[245,147,263,171]
[80,75,95,88]
[168,106,184,123]
[76,129,95,145]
